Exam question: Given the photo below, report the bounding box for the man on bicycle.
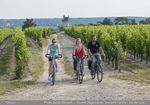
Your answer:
[46,37,60,81]
[87,35,104,74]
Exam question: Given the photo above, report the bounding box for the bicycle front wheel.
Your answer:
[97,65,103,83]
[52,65,55,85]
[78,70,84,84]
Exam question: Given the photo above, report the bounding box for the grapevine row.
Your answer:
[24,27,52,47]
[64,25,150,70]
[12,28,29,79]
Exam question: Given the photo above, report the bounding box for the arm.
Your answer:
[100,47,105,56]
[81,45,87,57]
[58,44,61,55]
[83,47,87,55]
[45,45,50,57]
[87,42,92,56]
[72,45,76,56]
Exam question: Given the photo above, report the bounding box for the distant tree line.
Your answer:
[22,17,150,29]
[139,18,150,24]
[91,17,150,26]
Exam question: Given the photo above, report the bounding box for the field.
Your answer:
[0,25,150,100]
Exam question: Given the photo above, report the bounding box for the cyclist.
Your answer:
[72,38,87,77]
[46,37,60,81]
[87,35,105,74]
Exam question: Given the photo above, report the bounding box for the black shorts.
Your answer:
[48,57,53,61]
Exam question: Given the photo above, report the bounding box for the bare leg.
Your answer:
[54,59,58,70]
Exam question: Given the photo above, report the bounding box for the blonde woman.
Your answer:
[72,38,87,76]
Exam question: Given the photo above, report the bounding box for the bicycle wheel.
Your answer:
[52,65,55,85]
[97,64,103,83]
[78,69,84,84]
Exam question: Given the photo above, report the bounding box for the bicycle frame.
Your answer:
[90,54,103,82]
[76,58,84,75]
[73,55,88,84]
[94,56,101,72]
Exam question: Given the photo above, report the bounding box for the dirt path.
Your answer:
[0,34,150,100]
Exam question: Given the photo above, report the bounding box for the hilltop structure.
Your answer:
[62,15,70,26]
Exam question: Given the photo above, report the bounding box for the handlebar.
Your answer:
[73,55,88,59]
[45,54,62,59]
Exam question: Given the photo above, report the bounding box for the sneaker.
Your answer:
[48,75,52,81]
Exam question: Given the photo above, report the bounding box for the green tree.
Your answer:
[22,18,36,30]
[128,19,137,25]
[115,17,128,24]
[101,18,113,25]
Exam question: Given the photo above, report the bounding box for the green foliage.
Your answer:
[101,18,113,25]
[24,27,52,47]
[12,28,29,79]
[64,25,150,68]
[0,28,13,44]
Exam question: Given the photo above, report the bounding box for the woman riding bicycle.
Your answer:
[46,37,60,81]
[72,38,87,77]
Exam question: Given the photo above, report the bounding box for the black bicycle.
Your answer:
[45,54,62,85]
[74,55,88,84]
[90,55,103,83]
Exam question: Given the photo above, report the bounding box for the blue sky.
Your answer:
[0,0,150,19]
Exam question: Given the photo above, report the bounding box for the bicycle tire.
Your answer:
[97,65,103,83]
[78,70,83,84]
[52,65,55,85]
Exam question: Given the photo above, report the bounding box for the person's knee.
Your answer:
[54,60,58,65]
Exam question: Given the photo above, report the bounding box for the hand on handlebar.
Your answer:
[73,55,88,59]
[84,55,88,59]
[45,54,49,58]
[45,54,63,59]
[58,54,63,59]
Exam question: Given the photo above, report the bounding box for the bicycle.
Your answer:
[45,54,62,85]
[90,54,103,83]
[74,55,88,84]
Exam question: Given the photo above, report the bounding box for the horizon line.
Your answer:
[0,16,149,20]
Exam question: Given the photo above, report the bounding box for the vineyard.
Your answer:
[0,27,52,80]
[0,28,13,45]
[24,27,52,47]
[64,25,150,70]
[0,25,150,99]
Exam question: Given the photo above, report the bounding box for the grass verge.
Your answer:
[0,80,35,95]
[0,39,16,81]
[110,59,150,84]
[63,56,75,77]
[41,38,49,47]
[110,70,150,84]
[26,37,44,80]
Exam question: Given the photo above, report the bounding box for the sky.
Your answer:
[0,0,150,19]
